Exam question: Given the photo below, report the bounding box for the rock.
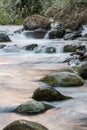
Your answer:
[46,47,56,53]
[14,28,24,33]
[3,119,49,130]
[83,33,87,37]
[14,100,54,114]
[0,44,6,49]
[65,29,73,34]
[64,44,77,52]
[24,28,46,39]
[49,29,65,39]
[75,62,87,79]
[0,33,11,42]
[23,14,51,30]
[32,86,71,101]
[64,32,82,40]
[40,72,84,87]
[24,44,38,51]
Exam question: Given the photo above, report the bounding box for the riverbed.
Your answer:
[0,25,87,130]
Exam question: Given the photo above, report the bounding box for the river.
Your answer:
[0,25,87,130]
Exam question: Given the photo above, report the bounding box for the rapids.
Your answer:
[0,25,87,130]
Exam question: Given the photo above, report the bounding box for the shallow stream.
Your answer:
[0,25,87,130]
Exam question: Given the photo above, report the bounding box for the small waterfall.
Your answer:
[82,25,87,35]
[44,22,60,39]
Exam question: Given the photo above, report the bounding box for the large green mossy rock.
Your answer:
[14,100,53,114]
[3,120,49,130]
[40,72,84,87]
[32,87,72,101]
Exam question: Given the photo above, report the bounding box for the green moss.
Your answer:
[40,75,58,87]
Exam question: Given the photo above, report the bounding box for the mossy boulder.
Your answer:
[3,120,49,130]
[40,72,84,87]
[63,44,77,52]
[32,86,72,101]
[14,100,53,114]
[0,33,11,42]
[23,14,51,30]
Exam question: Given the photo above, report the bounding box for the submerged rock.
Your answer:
[40,72,84,87]
[23,14,51,30]
[14,100,53,114]
[32,86,72,101]
[3,119,49,130]
[46,47,56,53]
[24,44,38,51]
[0,33,11,42]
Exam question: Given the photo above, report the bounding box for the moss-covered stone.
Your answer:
[40,75,58,87]
[3,120,49,130]
[32,86,72,101]
[63,44,77,52]
[40,72,84,87]
[14,100,54,114]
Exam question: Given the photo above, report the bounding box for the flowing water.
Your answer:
[0,25,87,130]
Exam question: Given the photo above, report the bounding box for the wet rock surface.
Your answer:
[0,33,11,42]
[14,100,54,114]
[3,120,49,130]
[32,86,72,101]
[40,72,84,87]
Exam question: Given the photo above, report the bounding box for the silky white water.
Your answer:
[0,25,87,130]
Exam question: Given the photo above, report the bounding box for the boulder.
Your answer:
[64,32,82,40]
[23,14,51,30]
[32,86,72,101]
[46,47,56,53]
[40,72,84,87]
[24,44,38,51]
[0,33,11,42]
[3,120,49,130]
[49,29,65,39]
[74,62,87,79]
[63,44,77,52]
[14,100,54,114]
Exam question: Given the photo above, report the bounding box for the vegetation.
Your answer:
[0,0,87,25]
